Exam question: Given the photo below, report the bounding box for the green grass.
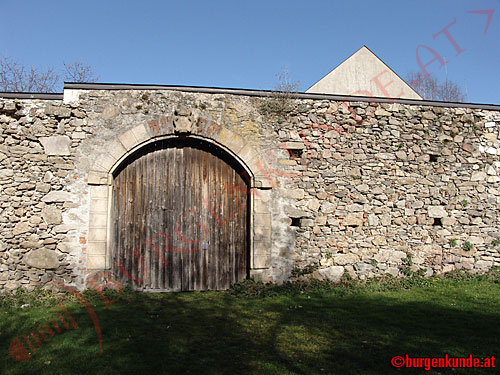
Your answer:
[1,269,499,375]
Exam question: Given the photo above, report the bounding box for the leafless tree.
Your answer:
[0,55,59,92]
[0,55,99,93]
[407,71,438,100]
[63,61,99,83]
[407,71,466,102]
[439,78,466,103]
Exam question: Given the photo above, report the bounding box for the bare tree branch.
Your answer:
[407,71,467,102]
[439,78,466,102]
[63,61,99,83]
[0,55,99,93]
[0,56,59,92]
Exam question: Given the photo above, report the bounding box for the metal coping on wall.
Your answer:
[64,82,500,111]
[0,92,63,100]
[2,83,500,111]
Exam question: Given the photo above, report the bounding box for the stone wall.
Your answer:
[275,101,500,280]
[0,97,91,291]
[1,86,500,292]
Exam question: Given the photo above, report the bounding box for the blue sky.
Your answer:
[1,0,499,104]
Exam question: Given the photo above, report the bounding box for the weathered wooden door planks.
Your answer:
[111,139,248,291]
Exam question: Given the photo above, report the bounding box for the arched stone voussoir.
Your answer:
[215,128,246,155]
[117,124,151,152]
[89,122,273,190]
[92,151,118,174]
[213,127,271,188]
[236,144,262,174]
[89,124,153,180]
[244,156,275,187]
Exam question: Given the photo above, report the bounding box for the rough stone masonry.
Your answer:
[1,84,500,292]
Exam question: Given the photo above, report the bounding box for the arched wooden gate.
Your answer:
[111,138,249,291]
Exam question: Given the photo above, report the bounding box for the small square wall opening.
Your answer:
[433,218,442,226]
[288,149,303,159]
[291,217,301,227]
[429,154,439,162]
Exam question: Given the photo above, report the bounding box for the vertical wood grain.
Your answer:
[111,140,249,291]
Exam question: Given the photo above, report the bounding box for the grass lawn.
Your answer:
[1,269,499,375]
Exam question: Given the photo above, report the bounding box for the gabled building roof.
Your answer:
[306,45,422,100]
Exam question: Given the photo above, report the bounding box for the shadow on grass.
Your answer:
[1,287,499,375]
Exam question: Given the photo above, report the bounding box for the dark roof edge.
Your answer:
[0,92,63,100]
[65,82,500,111]
[2,84,499,111]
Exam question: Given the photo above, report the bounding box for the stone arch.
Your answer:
[88,123,272,187]
[85,119,273,284]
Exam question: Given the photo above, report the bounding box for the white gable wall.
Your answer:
[306,46,422,100]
